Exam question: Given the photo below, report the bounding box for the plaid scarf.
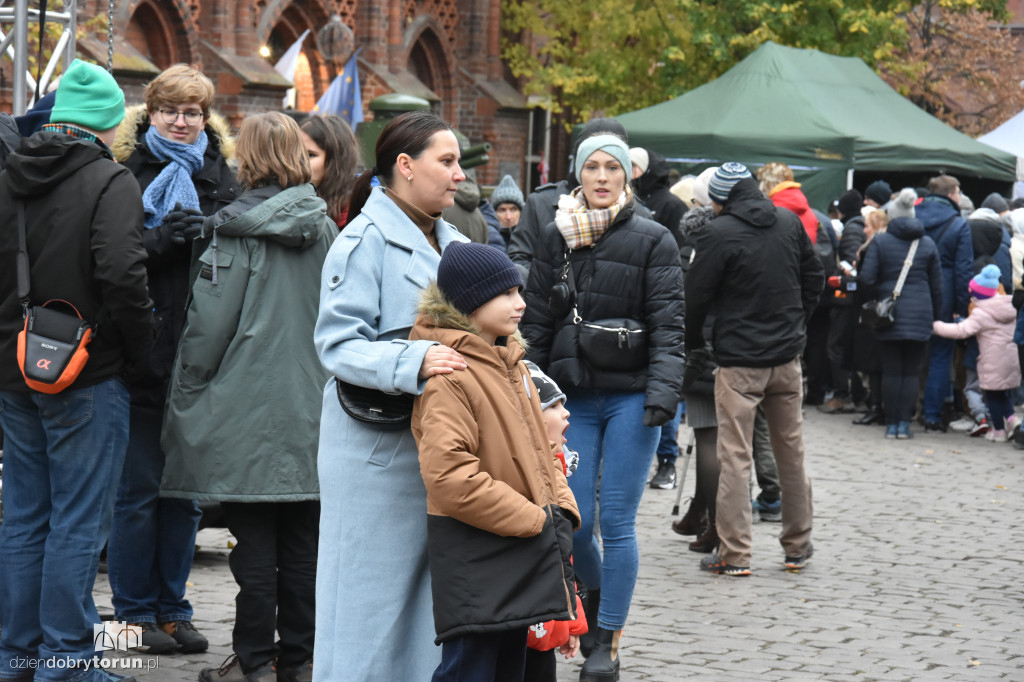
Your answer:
[41,123,112,155]
[554,184,632,249]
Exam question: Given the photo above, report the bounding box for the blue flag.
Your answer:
[313,48,363,127]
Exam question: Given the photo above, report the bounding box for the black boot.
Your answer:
[579,627,621,682]
[853,406,883,425]
[578,588,601,658]
[688,521,718,553]
[671,497,706,536]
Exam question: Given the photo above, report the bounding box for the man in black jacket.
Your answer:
[0,59,153,681]
[684,163,823,576]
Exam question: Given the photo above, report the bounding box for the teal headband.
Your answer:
[575,134,631,183]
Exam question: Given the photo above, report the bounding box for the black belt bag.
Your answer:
[335,378,414,430]
[578,318,648,371]
[552,249,648,372]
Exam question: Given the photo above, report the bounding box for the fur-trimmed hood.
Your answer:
[111,103,236,163]
[414,281,527,353]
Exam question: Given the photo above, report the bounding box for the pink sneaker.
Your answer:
[1005,414,1020,440]
[986,429,1007,442]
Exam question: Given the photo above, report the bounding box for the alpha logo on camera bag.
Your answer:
[15,202,96,394]
[17,302,94,394]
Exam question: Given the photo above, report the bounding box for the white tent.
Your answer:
[979,112,1024,196]
[979,110,1024,158]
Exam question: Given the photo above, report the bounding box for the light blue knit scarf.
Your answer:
[141,126,208,228]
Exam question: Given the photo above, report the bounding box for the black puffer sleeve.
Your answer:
[522,221,562,370]
[641,223,685,412]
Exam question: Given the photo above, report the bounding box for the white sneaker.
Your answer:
[949,417,975,432]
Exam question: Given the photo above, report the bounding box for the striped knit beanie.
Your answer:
[969,264,1001,299]
[708,162,753,204]
[437,241,523,315]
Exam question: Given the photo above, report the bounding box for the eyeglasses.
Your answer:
[157,109,205,126]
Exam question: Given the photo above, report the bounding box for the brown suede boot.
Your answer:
[671,497,706,536]
[687,521,718,553]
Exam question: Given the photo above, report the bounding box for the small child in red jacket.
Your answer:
[524,361,588,681]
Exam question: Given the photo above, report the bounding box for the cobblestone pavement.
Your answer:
[95,410,1024,681]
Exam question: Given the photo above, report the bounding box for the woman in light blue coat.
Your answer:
[313,111,469,682]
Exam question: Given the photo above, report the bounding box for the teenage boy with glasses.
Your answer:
[106,64,240,655]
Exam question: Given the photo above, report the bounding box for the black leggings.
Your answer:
[879,340,926,424]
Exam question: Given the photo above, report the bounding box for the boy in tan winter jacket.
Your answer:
[410,241,580,682]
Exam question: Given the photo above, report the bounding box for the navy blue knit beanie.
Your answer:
[437,241,523,315]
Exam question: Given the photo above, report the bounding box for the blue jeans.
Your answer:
[107,405,201,624]
[0,380,129,681]
[923,336,954,423]
[655,402,685,465]
[565,390,658,630]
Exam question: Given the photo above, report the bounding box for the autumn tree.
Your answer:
[502,0,909,123]
[880,2,1024,137]
[502,0,1019,133]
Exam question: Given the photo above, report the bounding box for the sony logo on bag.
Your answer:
[40,343,59,351]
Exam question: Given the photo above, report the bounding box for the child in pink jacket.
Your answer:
[933,265,1022,441]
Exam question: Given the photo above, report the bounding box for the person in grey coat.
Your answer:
[160,113,335,682]
[312,111,470,682]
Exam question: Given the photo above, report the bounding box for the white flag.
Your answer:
[273,29,311,108]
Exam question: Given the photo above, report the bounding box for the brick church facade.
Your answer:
[2,0,537,187]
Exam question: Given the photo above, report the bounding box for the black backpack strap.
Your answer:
[932,215,958,247]
[16,201,31,315]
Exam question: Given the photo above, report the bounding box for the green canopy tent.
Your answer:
[614,41,1015,210]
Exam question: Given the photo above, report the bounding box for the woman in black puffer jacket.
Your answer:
[858,189,943,439]
[522,134,684,681]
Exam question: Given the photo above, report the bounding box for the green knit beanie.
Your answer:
[50,59,125,132]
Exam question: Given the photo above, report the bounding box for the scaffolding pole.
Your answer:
[0,0,78,115]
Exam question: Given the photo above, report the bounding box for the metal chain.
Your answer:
[106,0,115,72]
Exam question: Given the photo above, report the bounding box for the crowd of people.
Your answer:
[0,59,1020,682]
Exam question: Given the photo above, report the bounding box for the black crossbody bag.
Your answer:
[335,378,414,430]
[15,202,99,394]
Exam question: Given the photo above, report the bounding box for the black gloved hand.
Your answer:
[1013,288,1024,312]
[681,346,711,391]
[162,202,206,245]
[642,406,673,427]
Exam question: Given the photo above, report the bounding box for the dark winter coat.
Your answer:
[508,179,653,283]
[915,194,974,320]
[968,211,1013,290]
[0,113,19,170]
[0,132,153,391]
[858,217,943,343]
[160,184,335,501]
[112,105,241,407]
[410,283,579,644]
[685,178,824,368]
[634,150,687,250]
[838,215,867,265]
[521,200,684,415]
